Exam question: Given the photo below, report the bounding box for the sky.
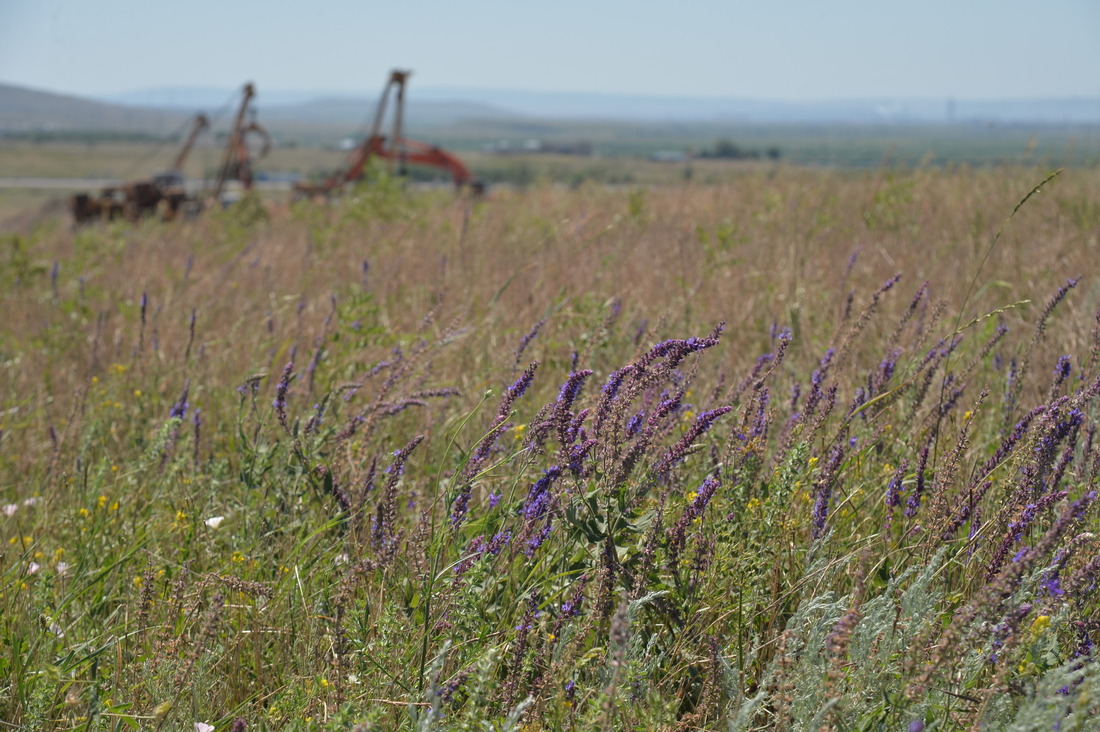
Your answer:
[1,0,1098,100]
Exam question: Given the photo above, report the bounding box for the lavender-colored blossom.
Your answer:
[488,492,502,509]
[790,383,802,410]
[564,408,591,445]
[653,406,732,475]
[884,460,908,521]
[556,369,592,413]
[514,318,546,366]
[525,522,553,556]
[905,443,932,518]
[560,575,587,618]
[567,439,598,475]
[522,467,562,521]
[272,362,294,430]
[463,362,541,486]
[626,412,644,437]
[749,389,769,438]
[1054,354,1072,384]
[170,379,191,420]
[668,477,721,560]
[811,445,845,539]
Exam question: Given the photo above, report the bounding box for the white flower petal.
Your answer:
[204,516,225,529]
[28,562,41,575]
[195,723,215,732]
[1,504,16,517]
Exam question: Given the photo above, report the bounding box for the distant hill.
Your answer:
[101,84,1100,125]
[258,96,514,128]
[1,82,516,141]
[411,89,1100,124]
[0,82,188,134]
[4,81,1098,146]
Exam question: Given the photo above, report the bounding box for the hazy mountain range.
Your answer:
[2,81,1097,138]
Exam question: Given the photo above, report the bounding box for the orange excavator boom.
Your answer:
[294,69,481,198]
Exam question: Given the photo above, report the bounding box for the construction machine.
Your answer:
[70,82,271,225]
[210,82,272,203]
[292,69,482,199]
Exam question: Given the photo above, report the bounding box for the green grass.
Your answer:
[1,166,1099,729]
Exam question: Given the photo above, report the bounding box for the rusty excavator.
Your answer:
[70,82,271,225]
[293,69,482,200]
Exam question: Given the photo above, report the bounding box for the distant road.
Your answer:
[0,177,295,191]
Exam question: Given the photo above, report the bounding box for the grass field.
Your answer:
[2,165,1100,729]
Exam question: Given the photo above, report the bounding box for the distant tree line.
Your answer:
[698,138,781,161]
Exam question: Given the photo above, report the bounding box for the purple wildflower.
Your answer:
[522,467,562,522]
[811,445,845,539]
[554,369,593,444]
[668,477,721,561]
[272,362,294,430]
[170,379,190,420]
[515,319,546,367]
[653,406,732,475]
[905,443,932,518]
[560,575,587,618]
[1054,354,1072,385]
[567,438,598,475]
[884,460,908,526]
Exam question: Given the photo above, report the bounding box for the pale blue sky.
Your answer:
[1,0,1098,99]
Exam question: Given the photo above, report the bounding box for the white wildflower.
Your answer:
[204,516,225,529]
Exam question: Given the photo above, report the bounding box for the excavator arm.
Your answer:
[170,113,210,172]
[212,83,271,199]
[375,136,476,188]
[293,69,481,199]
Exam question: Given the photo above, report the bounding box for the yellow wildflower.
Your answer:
[1030,615,1051,639]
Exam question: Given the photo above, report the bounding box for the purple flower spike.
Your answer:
[272,362,294,430]
[1054,355,1072,386]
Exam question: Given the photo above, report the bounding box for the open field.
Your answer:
[2,166,1100,729]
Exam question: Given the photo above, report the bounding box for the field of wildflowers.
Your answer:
[2,166,1099,730]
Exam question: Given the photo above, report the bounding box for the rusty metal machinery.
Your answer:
[293,69,482,199]
[69,112,209,225]
[210,82,272,202]
[69,82,272,225]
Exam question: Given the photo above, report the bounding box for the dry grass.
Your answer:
[1,165,1098,729]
